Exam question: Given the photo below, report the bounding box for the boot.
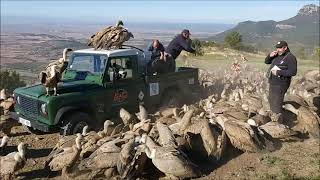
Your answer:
[271,113,283,124]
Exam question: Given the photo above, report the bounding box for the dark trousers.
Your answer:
[148,59,169,74]
[166,55,176,72]
[268,83,289,114]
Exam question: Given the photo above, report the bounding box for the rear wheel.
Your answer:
[60,112,91,136]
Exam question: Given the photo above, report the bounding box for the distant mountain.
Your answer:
[211,4,319,52]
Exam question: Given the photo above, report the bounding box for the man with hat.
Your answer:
[164,29,196,72]
[265,40,297,123]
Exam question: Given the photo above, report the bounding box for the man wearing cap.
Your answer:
[165,29,196,72]
[265,40,297,123]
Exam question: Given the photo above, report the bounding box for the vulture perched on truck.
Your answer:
[39,48,73,96]
[88,20,134,50]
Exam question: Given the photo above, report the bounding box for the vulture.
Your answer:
[216,115,274,152]
[39,48,73,96]
[45,133,82,177]
[0,142,27,180]
[139,134,200,179]
[283,104,320,138]
[0,89,14,115]
[78,138,124,179]
[88,20,134,50]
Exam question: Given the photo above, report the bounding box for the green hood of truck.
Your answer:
[14,80,102,98]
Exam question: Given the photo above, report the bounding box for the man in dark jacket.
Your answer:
[148,39,165,60]
[165,29,196,72]
[265,40,297,123]
[147,39,167,74]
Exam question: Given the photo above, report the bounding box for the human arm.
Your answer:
[265,51,278,64]
[179,38,195,53]
[276,55,297,77]
[159,44,165,60]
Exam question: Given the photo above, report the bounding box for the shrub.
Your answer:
[0,70,26,94]
[191,38,204,56]
[224,31,242,48]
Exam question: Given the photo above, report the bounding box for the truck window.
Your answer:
[69,54,107,74]
[108,57,133,80]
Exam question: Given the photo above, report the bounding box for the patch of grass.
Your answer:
[259,169,297,180]
[278,169,296,180]
[310,152,320,165]
[181,52,318,75]
[260,155,284,167]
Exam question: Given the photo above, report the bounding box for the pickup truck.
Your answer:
[12,46,200,135]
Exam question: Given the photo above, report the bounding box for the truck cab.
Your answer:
[13,47,199,135]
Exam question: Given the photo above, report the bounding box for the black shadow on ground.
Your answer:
[26,148,53,158]
[17,169,58,180]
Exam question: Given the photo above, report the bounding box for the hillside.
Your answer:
[211,4,319,53]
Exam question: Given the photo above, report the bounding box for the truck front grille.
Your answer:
[19,95,39,118]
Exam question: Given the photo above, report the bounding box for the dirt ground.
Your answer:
[1,116,319,180]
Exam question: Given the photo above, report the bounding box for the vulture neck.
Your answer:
[0,136,8,147]
[17,143,26,160]
[103,122,113,134]
[62,49,68,62]
[14,153,23,163]
[75,135,82,150]
[82,126,89,136]
[144,145,156,159]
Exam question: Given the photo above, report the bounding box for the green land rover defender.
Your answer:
[12,47,199,135]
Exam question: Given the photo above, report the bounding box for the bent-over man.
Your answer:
[165,29,195,72]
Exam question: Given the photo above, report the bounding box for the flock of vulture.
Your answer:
[1,60,319,179]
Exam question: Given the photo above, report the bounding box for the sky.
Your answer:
[1,0,319,24]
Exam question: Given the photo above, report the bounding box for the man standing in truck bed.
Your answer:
[165,29,196,72]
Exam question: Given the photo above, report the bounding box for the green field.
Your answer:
[177,51,319,76]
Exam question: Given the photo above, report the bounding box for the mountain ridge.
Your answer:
[211,4,319,53]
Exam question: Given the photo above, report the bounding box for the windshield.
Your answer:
[68,53,108,74]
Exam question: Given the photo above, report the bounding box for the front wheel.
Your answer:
[60,112,90,136]
[25,126,45,135]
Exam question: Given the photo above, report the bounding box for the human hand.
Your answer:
[270,51,278,57]
[160,54,164,60]
[271,69,278,76]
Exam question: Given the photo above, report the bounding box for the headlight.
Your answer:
[40,103,48,115]
[17,96,21,104]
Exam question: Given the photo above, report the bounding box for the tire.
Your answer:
[60,112,90,136]
[160,90,183,108]
[25,126,45,135]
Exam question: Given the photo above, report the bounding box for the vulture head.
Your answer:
[116,20,124,27]
[58,48,73,63]
[128,32,134,38]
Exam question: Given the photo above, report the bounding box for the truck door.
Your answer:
[105,55,143,117]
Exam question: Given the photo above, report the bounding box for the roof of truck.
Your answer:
[74,48,140,57]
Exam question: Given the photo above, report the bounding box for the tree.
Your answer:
[224,31,242,48]
[312,47,320,61]
[296,46,306,59]
[0,70,26,94]
[191,38,204,56]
